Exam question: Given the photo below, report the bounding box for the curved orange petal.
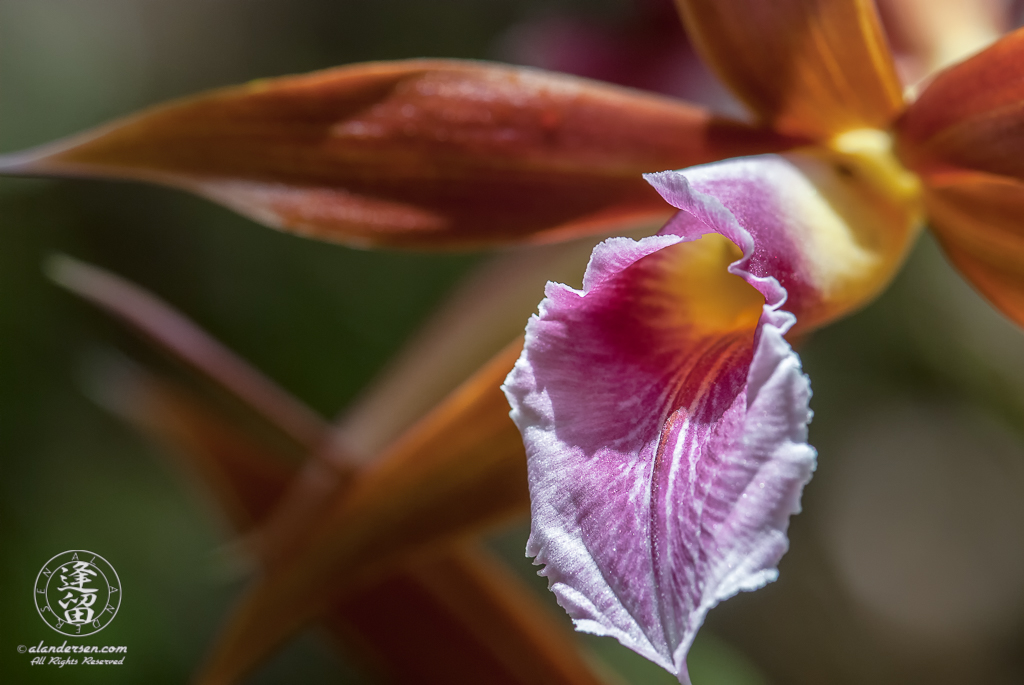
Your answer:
[335,544,605,685]
[104,364,297,530]
[254,237,609,567]
[102,357,599,685]
[0,60,801,249]
[197,339,529,684]
[673,0,903,140]
[61,262,599,682]
[924,170,1024,326]
[896,28,1024,181]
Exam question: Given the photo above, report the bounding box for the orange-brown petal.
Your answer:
[896,28,1024,181]
[1,60,800,249]
[103,356,598,684]
[105,363,296,530]
[58,261,598,680]
[924,170,1024,326]
[197,339,530,684]
[674,0,904,140]
[334,544,604,685]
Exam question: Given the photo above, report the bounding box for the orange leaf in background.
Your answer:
[197,339,529,684]
[892,26,1024,325]
[117,368,600,685]
[72,273,601,685]
[51,253,587,682]
[674,0,904,139]
[333,544,607,685]
[108,365,297,531]
[0,60,801,249]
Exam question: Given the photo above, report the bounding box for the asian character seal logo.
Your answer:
[34,550,121,636]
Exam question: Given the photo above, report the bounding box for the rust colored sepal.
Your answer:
[674,0,903,140]
[332,544,605,685]
[925,170,1024,327]
[197,339,530,684]
[104,358,600,685]
[0,60,801,249]
[61,260,600,682]
[896,27,1024,182]
[105,362,297,531]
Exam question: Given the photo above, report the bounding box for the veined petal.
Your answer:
[504,219,812,685]
[503,152,922,682]
[0,60,800,249]
[674,0,903,140]
[896,28,1024,181]
[657,150,923,334]
[925,170,1024,326]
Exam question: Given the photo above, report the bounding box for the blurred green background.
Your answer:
[1,1,1023,683]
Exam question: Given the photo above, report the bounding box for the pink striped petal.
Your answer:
[503,152,920,682]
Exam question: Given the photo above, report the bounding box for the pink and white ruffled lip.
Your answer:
[503,155,823,682]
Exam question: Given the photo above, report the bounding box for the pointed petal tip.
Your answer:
[42,252,86,289]
[43,254,331,449]
[0,149,39,175]
[508,229,812,670]
[0,139,80,177]
[507,154,923,680]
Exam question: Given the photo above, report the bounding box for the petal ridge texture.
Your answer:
[924,171,1024,327]
[896,27,1024,181]
[503,157,825,683]
[0,59,800,249]
[674,0,903,139]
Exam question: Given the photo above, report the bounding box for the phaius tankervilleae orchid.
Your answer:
[3,0,1024,683]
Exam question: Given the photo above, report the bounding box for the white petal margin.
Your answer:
[502,166,817,683]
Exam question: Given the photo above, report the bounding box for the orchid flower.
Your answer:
[4,1,1024,684]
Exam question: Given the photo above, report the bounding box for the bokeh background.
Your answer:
[2,0,1023,683]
